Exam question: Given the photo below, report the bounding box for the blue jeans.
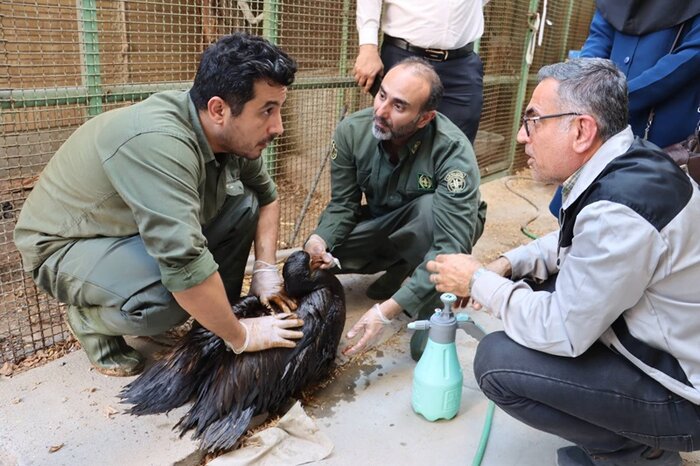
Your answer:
[474,331,700,454]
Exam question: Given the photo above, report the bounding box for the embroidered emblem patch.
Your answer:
[417,173,433,190]
[330,140,338,160]
[445,170,467,193]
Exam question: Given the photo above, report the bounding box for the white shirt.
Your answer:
[357,0,484,50]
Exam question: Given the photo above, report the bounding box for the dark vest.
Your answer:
[559,137,694,386]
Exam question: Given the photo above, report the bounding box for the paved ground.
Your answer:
[2,175,699,466]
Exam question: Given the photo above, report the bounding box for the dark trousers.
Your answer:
[330,194,441,317]
[474,277,700,455]
[330,194,434,275]
[381,42,484,144]
[329,194,484,318]
[34,190,258,336]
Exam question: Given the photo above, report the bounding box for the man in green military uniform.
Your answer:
[304,57,486,360]
[14,33,304,377]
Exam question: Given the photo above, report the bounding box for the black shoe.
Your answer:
[365,262,413,300]
[410,329,429,362]
[556,445,682,466]
[556,446,594,466]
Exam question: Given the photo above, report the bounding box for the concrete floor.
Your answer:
[0,272,569,466]
[2,176,700,465]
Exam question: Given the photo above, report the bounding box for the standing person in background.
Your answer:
[549,0,700,215]
[353,0,486,144]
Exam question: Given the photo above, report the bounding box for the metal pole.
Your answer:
[505,0,541,173]
[560,0,576,61]
[262,0,281,178]
[77,0,104,117]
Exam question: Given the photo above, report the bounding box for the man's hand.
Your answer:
[249,260,297,313]
[342,303,393,356]
[303,234,339,270]
[427,254,484,297]
[353,45,384,94]
[226,313,304,353]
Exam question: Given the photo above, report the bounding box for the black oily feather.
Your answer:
[119,250,346,452]
[118,296,261,415]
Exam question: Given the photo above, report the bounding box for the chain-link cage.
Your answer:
[0,0,594,365]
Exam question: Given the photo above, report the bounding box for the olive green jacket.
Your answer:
[315,107,484,314]
[14,91,277,292]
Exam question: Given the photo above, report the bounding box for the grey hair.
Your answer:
[537,58,628,141]
[391,57,444,112]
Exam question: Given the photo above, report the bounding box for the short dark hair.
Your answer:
[391,57,444,112]
[538,58,628,141]
[190,33,297,116]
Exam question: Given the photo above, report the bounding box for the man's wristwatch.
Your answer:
[469,267,487,294]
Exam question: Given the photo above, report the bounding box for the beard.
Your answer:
[371,120,392,140]
[371,115,422,141]
[233,135,277,159]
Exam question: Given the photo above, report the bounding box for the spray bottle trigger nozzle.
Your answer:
[407,320,431,331]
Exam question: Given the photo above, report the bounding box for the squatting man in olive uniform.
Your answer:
[14,33,304,377]
[304,57,486,360]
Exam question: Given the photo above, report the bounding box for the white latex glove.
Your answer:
[249,260,296,313]
[303,234,340,270]
[342,304,392,356]
[225,313,304,353]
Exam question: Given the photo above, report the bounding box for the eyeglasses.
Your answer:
[521,112,582,137]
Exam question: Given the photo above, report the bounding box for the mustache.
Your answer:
[373,116,390,128]
[260,135,277,146]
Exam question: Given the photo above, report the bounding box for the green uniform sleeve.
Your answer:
[103,132,218,292]
[394,137,484,316]
[313,124,363,247]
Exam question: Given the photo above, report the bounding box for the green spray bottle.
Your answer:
[408,293,486,421]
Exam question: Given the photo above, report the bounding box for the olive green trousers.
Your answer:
[33,191,258,337]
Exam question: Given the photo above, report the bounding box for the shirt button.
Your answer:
[623,56,630,64]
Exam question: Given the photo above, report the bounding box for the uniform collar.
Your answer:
[378,121,434,162]
[186,91,217,165]
[562,126,635,209]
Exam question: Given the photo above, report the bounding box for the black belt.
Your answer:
[382,34,474,62]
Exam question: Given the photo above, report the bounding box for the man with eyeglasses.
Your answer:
[427,58,700,466]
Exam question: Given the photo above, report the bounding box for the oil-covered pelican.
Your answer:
[119,250,346,452]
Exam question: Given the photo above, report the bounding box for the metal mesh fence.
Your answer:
[510,0,598,170]
[0,0,594,364]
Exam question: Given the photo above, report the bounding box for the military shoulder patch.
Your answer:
[444,170,467,193]
[417,173,433,190]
